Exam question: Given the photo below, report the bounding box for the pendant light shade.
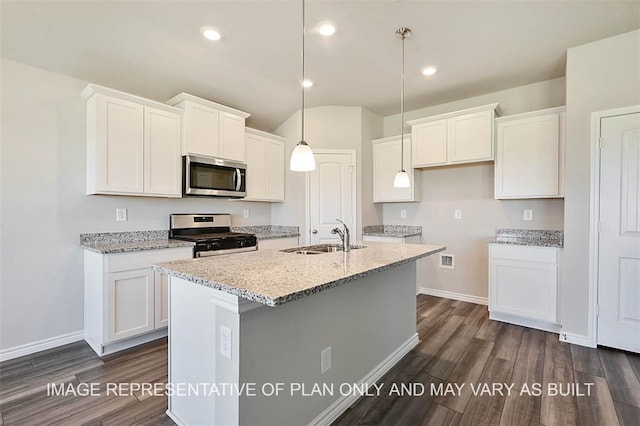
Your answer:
[393,27,411,188]
[289,0,316,172]
[290,140,316,171]
[393,170,411,188]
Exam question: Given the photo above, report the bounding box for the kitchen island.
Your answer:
[153,241,445,426]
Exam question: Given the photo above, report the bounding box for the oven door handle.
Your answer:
[235,168,242,191]
[196,246,257,257]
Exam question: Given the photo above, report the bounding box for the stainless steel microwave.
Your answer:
[183,155,246,198]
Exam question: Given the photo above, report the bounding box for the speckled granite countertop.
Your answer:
[488,229,564,248]
[153,241,445,307]
[80,230,194,254]
[231,225,300,240]
[363,225,422,238]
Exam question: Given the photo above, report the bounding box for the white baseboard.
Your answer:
[0,330,84,362]
[559,331,595,348]
[418,287,488,306]
[308,333,419,426]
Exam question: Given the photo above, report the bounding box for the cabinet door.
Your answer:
[144,107,182,197]
[219,112,246,162]
[448,109,494,163]
[495,113,562,198]
[373,138,414,202]
[154,271,169,329]
[412,119,447,167]
[184,102,219,157]
[490,259,557,323]
[265,139,285,201]
[95,95,144,193]
[245,133,266,199]
[106,269,154,343]
[258,237,299,250]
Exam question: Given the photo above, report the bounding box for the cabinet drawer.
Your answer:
[489,244,557,264]
[104,247,193,273]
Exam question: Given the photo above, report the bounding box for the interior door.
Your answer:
[597,111,640,353]
[308,152,355,245]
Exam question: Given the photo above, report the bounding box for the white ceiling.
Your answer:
[1,1,639,131]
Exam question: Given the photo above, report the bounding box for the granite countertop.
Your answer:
[153,241,445,307]
[488,229,564,248]
[363,225,422,238]
[231,225,300,240]
[80,230,194,254]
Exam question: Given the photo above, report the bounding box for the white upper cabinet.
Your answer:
[167,93,250,163]
[409,104,499,168]
[372,135,419,203]
[82,84,182,198]
[144,107,182,196]
[494,107,566,199]
[243,128,285,202]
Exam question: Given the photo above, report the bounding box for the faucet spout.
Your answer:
[334,219,351,252]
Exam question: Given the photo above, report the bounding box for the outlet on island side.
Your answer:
[220,326,232,360]
[321,346,332,374]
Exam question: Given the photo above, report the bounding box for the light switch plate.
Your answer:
[454,209,462,220]
[242,209,250,219]
[523,209,533,221]
[400,210,407,219]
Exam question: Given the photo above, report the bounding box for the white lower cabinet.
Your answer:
[84,247,193,356]
[488,244,560,332]
[363,235,421,244]
[258,236,299,250]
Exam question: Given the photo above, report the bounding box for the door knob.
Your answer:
[312,229,318,234]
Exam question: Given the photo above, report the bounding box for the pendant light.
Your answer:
[393,27,411,188]
[289,0,316,172]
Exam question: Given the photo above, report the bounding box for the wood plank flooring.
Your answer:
[334,295,640,426]
[0,295,638,425]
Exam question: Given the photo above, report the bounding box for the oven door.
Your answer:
[184,155,247,197]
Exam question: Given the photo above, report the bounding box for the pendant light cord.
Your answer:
[400,30,405,172]
[301,0,305,143]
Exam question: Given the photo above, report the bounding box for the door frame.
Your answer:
[588,104,640,348]
[304,149,357,245]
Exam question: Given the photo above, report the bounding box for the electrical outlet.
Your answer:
[220,326,232,359]
[116,208,127,222]
[242,209,250,219]
[400,209,407,219]
[321,346,332,374]
[454,209,462,220]
[523,209,533,221]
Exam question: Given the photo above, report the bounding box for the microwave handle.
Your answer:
[235,168,242,191]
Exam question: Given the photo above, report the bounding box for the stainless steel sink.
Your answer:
[281,244,366,255]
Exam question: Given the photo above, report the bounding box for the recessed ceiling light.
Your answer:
[317,21,337,37]
[301,79,314,88]
[200,26,222,41]
[421,66,437,76]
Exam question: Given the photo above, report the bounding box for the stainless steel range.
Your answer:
[169,214,257,258]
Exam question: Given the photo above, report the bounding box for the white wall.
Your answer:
[562,30,640,337]
[382,78,567,300]
[271,106,383,242]
[0,59,272,351]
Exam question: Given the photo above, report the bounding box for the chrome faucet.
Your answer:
[331,219,351,252]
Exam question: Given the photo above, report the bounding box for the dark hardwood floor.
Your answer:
[1,295,638,425]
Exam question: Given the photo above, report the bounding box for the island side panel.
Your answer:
[168,277,241,426]
[238,261,418,426]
